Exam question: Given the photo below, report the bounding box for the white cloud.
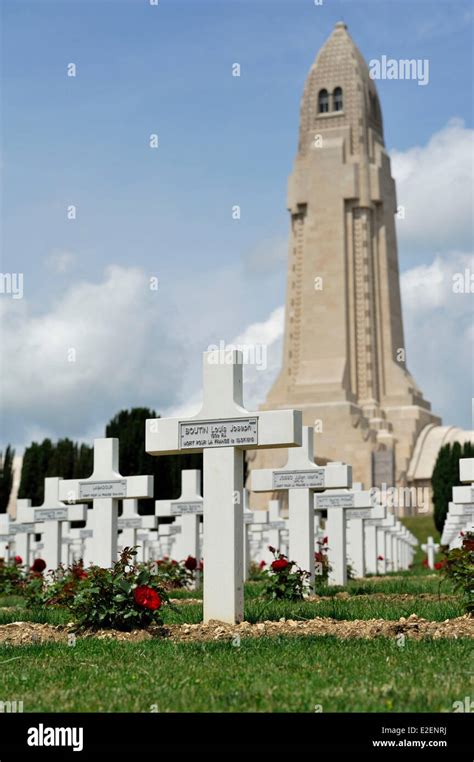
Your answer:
[391,119,473,255]
[401,251,473,428]
[45,249,77,273]
[0,265,183,443]
[164,306,285,418]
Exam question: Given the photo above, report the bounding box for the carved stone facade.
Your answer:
[247,22,464,512]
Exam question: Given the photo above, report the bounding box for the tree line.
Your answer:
[1,411,471,530]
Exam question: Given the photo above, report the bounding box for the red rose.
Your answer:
[271,558,290,572]
[422,558,429,567]
[31,558,46,573]
[323,536,328,545]
[184,555,197,571]
[258,560,266,569]
[14,555,23,565]
[377,555,384,561]
[134,585,161,611]
[462,538,474,552]
[434,561,445,570]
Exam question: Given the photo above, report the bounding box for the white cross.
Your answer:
[460,458,474,484]
[33,477,87,572]
[374,514,396,574]
[146,350,302,624]
[58,438,154,567]
[11,500,37,567]
[267,499,286,555]
[421,535,440,569]
[243,490,256,579]
[315,482,375,583]
[363,503,387,574]
[385,520,406,571]
[155,470,203,571]
[0,514,11,561]
[251,426,351,588]
[156,524,181,558]
[118,499,157,559]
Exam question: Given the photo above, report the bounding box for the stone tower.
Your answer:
[248,22,440,495]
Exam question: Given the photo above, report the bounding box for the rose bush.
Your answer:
[314,537,331,586]
[31,558,47,573]
[69,548,169,630]
[0,557,24,594]
[263,547,310,600]
[23,561,89,607]
[155,556,197,589]
[442,532,474,614]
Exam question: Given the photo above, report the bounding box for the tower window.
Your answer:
[333,87,343,111]
[318,89,329,113]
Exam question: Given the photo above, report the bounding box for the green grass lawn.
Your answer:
[0,517,469,714]
[0,636,470,713]
[0,592,463,627]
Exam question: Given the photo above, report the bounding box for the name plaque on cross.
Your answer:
[78,480,128,499]
[34,508,68,522]
[179,418,258,449]
[365,518,383,526]
[273,469,325,489]
[346,508,372,519]
[11,523,35,534]
[80,529,93,539]
[0,534,10,542]
[315,494,354,509]
[118,518,142,529]
[170,502,203,515]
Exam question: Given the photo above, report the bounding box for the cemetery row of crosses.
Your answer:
[1,351,473,626]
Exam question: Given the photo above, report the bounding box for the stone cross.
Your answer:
[344,483,375,578]
[11,500,36,567]
[156,524,181,558]
[118,499,157,556]
[33,477,87,572]
[146,349,302,624]
[363,503,387,574]
[267,499,286,554]
[251,426,351,588]
[459,458,474,484]
[155,470,203,566]
[136,531,153,562]
[421,535,439,570]
[315,486,367,586]
[0,513,11,560]
[376,514,395,574]
[243,495,256,581]
[59,438,154,567]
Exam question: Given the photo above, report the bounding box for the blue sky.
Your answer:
[1,0,473,450]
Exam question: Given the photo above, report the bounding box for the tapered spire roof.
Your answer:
[298,22,384,154]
